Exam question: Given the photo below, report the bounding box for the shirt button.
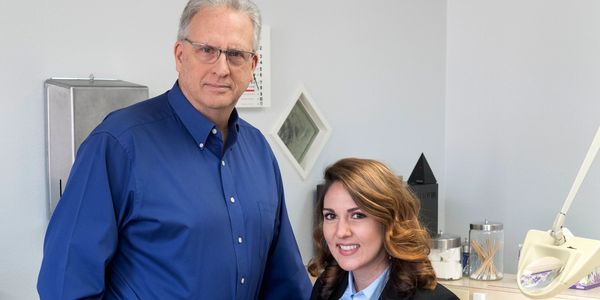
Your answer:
[221,160,225,167]
[238,236,243,244]
[211,128,217,135]
[240,277,245,284]
[198,143,204,149]
[230,197,235,203]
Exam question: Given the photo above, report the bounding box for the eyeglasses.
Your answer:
[184,38,256,67]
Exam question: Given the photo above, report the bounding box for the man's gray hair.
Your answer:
[177,0,262,51]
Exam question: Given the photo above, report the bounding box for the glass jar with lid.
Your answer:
[428,232,463,280]
[468,220,504,280]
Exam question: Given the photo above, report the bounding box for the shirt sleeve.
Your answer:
[258,157,312,300]
[37,132,133,299]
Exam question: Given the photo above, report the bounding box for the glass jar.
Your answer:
[469,220,504,280]
[428,233,463,280]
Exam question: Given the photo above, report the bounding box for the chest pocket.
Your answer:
[257,200,277,258]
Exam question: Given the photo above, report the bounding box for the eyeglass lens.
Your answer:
[188,41,253,66]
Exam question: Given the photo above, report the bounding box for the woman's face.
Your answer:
[322,181,389,279]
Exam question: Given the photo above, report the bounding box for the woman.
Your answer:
[308,158,458,300]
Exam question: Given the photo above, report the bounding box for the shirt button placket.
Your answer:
[220,151,247,295]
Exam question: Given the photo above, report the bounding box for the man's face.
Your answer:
[174,6,257,116]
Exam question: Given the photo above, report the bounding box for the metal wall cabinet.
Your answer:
[45,79,148,215]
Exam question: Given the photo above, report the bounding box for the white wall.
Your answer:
[0,1,446,298]
[251,0,447,269]
[445,0,600,274]
[0,2,182,298]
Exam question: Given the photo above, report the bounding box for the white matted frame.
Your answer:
[271,85,331,179]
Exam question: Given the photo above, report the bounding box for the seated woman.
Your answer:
[308,158,458,300]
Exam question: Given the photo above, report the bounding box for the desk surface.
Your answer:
[440,274,600,299]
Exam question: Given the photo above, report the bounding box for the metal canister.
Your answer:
[469,220,504,280]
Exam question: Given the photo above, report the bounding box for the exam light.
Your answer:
[517,125,600,298]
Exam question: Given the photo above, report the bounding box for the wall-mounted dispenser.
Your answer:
[45,78,148,216]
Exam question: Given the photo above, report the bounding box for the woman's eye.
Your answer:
[351,212,367,219]
[323,213,336,220]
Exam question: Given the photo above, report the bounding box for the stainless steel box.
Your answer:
[45,79,148,215]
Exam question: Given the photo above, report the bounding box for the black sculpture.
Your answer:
[407,153,438,235]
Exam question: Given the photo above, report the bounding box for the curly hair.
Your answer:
[307,157,437,299]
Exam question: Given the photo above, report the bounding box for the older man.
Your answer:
[37,0,311,299]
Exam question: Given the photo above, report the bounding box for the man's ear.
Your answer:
[251,54,258,72]
[174,41,184,72]
[248,54,258,83]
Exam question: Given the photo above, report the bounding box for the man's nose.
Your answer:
[212,53,231,76]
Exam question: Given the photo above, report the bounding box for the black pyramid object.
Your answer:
[407,153,438,235]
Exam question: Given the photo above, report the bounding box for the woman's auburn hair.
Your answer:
[307,157,437,298]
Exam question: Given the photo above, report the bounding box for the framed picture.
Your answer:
[271,85,331,179]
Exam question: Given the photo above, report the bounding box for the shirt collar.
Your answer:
[342,267,390,300]
[167,81,240,148]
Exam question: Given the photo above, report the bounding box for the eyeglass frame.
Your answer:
[183,38,256,67]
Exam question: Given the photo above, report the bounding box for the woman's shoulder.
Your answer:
[310,275,325,300]
[310,271,349,300]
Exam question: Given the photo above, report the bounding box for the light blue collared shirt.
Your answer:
[340,267,390,300]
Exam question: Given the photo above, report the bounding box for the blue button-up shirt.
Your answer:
[38,82,311,299]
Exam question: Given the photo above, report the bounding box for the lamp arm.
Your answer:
[551,212,566,245]
[551,125,600,245]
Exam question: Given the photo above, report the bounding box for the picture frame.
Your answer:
[271,85,331,179]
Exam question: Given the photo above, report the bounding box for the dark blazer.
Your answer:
[310,271,459,300]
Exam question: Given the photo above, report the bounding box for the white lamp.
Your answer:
[517,125,600,298]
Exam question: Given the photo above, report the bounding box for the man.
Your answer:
[37,0,312,299]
